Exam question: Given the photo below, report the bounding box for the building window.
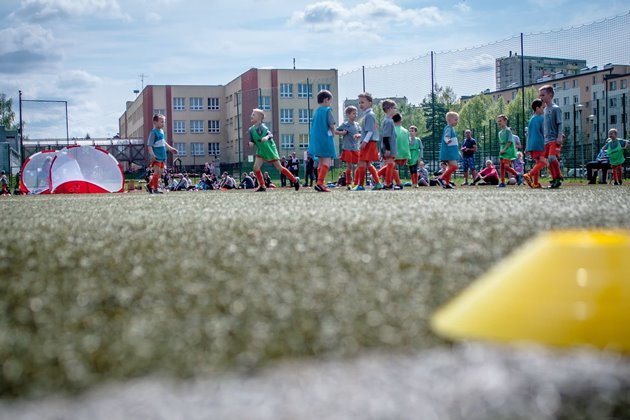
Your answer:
[280,83,293,98]
[611,115,617,124]
[563,97,569,105]
[259,96,271,110]
[174,142,187,155]
[280,109,293,123]
[190,97,203,110]
[190,120,204,133]
[553,98,559,105]
[173,97,185,111]
[173,120,185,133]
[298,134,309,149]
[208,97,220,110]
[593,92,598,100]
[208,120,220,134]
[563,112,570,121]
[610,81,617,91]
[621,79,627,90]
[610,98,618,108]
[153,109,165,117]
[208,142,220,156]
[317,83,331,92]
[281,134,294,149]
[572,79,579,88]
[191,142,204,156]
[299,109,311,124]
[592,75,597,84]
[562,81,568,90]
[573,95,579,104]
[298,83,313,98]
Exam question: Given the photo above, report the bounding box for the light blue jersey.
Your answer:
[526,114,544,152]
[147,128,167,162]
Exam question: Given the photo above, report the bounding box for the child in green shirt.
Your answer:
[497,114,519,188]
[248,109,300,192]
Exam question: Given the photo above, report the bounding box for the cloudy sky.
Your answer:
[1,0,629,139]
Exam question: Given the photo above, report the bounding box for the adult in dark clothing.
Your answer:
[279,156,288,187]
[303,153,316,187]
[586,146,611,184]
[288,152,300,179]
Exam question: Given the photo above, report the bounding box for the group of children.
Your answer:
[145,84,627,193]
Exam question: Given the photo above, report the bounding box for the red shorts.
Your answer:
[529,151,545,160]
[500,158,513,166]
[340,150,360,164]
[395,159,407,166]
[544,142,561,158]
[151,160,166,169]
[358,141,379,162]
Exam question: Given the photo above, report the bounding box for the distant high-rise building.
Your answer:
[495,53,586,90]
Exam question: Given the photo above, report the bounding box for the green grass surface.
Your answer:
[1,186,629,398]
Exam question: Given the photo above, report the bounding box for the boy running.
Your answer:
[248,108,300,192]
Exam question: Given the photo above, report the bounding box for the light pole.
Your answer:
[588,114,596,160]
[572,103,583,178]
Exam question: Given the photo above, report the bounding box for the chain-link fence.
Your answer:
[339,11,630,177]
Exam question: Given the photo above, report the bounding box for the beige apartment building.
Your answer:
[119,68,338,169]
[477,64,630,159]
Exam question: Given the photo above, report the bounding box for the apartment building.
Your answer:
[483,64,629,157]
[119,68,338,168]
[495,53,586,90]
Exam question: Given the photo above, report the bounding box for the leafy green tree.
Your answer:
[1,93,16,129]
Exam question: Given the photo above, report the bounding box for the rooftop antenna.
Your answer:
[138,73,146,91]
[293,58,296,69]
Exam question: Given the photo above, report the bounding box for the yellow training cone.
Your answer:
[431,230,630,353]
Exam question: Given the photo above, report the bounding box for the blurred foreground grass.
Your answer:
[1,186,629,398]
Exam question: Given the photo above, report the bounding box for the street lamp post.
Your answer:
[572,103,584,178]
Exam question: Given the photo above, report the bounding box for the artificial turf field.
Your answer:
[1,185,629,418]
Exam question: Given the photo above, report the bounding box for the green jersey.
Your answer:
[606,139,626,166]
[408,137,421,166]
[249,123,280,161]
[394,126,410,160]
[499,128,517,160]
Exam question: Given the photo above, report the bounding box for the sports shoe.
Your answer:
[444,184,454,189]
[394,184,403,190]
[315,184,330,192]
[145,185,153,194]
[352,185,365,191]
[293,178,301,191]
[382,184,393,190]
[372,183,384,190]
[256,186,267,192]
[461,181,469,186]
[549,179,561,189]
[497,182,506,188]
[436,178,446,188]
[532,183,543,189]
[523,173,534,188]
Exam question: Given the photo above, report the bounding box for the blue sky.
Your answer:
[1,0,629,139]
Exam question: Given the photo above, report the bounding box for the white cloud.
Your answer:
[10,0,131,22]
[454,1,471,13]
[453,53,495,72]
[290,0,445,33]
[56,70,102,92]
[145,12,162,23]
[0,24,62,73]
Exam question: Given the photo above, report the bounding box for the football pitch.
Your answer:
[1,186,629,418]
